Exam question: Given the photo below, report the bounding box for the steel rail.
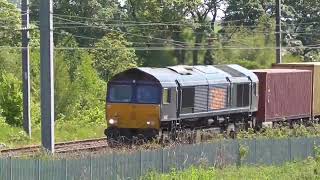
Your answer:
[0,137,108,157]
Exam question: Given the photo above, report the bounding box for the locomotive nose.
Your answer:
[106,103,160,129]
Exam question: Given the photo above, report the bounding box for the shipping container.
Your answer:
[272,62,320,117]
[253,69,312,123]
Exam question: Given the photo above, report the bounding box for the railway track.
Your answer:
[0,137,108,157]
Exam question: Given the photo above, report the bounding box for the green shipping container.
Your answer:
[272,62,320,118]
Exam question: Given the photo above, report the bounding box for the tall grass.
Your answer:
[0,119,106,149]
[144,157,320,180]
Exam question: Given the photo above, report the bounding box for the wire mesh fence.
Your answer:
[1,137,320,180]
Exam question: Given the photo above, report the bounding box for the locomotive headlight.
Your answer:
[146,121,155,126]
[109,119,118,125]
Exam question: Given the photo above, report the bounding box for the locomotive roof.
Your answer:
[136,64,258,87]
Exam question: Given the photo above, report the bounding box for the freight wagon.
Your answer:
[272,62,320,121]
[253,69,313,127]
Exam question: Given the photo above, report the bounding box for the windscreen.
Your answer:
[109,84,132,103]
[136,85,160,104]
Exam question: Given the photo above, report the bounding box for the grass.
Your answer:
[143,158,320,180]
[0,120,106,149]
[2,118,320,149]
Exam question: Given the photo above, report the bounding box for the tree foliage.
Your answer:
[282,0,320,61]
[0,72,23,126]
[0,0,21,46]
[92,33,138,81]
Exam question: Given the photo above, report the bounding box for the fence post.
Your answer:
[288,138,292,162]
[271,139,274,165]
[219,139,222,167]
[312,138,316,158]
[112,152,116,180]
[90,156,92,180]
[139,150,142,178]
[64,159,67,180]
[37,159,40,180]
[236,141,240,167]
[254,138,257,164]
[212,142,215,166]
[161,149,164,173]
[9,157,12,180]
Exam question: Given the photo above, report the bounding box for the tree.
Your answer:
[282,0,320,61]
[186,0,224,65]
[91,33,138,81]
[223,0,273,27]
[54,49,106,121]
[125,0,191,66]
[31,0,126,46]
[0,0,21,46]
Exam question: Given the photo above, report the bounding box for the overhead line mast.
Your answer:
[40,0,55,153]
[276,0,282,64]
[21,0,31,137]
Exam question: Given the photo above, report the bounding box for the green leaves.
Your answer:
[92,33,138,81]
[0,72,23,126]
[54,48,106,122]
[0,0,21,46]
[282,0,320,61]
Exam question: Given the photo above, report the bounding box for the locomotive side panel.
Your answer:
[161,87,177,121]
[195,86,209,113]
[208,84,228,111]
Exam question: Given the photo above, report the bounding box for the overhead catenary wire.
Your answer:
[54,32,186,46]
[53,13,320,28]
[53,14,188,24]
[54,30,320,50]
[53,16,192,46]
[51,17,320,46]
[53,16,320,48]
[52,15,320,38]
[53,25,320,36]
[53,13,260,27]
[1,46,320,51]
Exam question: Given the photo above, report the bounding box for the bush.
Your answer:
[0,72,23,126]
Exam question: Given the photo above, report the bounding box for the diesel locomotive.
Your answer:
[105,64,260,140]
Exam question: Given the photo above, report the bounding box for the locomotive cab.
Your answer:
[105,68,178,140]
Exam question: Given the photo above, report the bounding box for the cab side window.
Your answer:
[162,88,171,104]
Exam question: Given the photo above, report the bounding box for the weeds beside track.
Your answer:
[0,137,108,158]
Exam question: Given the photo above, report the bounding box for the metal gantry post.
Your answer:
[40,0,55,153]
[21,0,31,138]
[276,0,282,64]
